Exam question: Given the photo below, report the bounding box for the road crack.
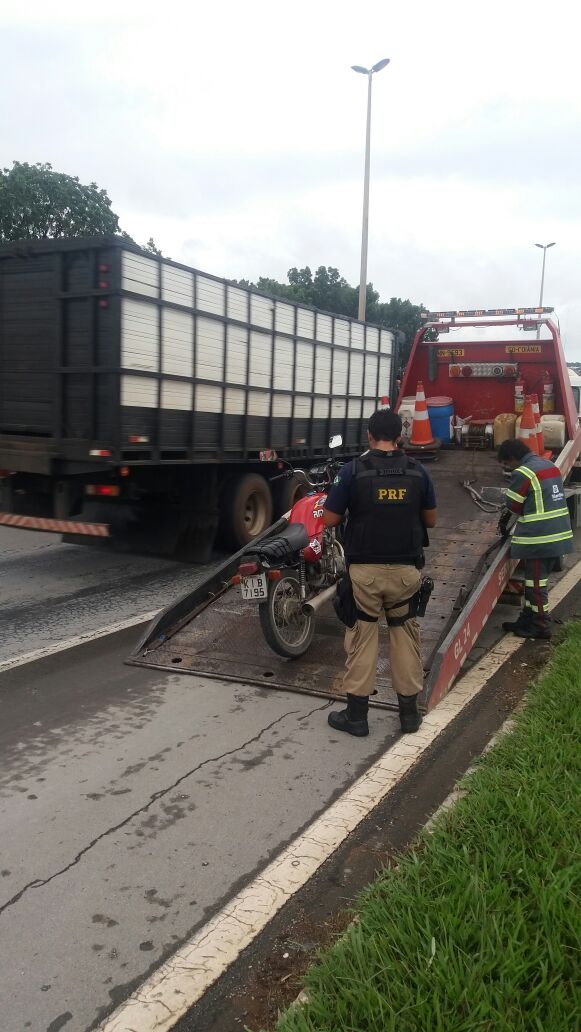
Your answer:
[0,701,329,918]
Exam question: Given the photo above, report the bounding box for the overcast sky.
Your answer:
[2,0,580,354]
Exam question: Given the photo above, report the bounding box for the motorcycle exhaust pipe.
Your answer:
[302,582,337,616]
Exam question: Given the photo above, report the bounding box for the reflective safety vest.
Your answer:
[505,452,574,559]
[344,451,426,565]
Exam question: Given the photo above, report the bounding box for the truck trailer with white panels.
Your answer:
[0,238,395,558]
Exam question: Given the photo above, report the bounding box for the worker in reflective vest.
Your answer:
[497,439,573,639]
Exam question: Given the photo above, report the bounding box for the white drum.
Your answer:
[398,397,417,440]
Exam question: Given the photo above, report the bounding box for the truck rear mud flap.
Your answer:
[128,452,510,710]
[0,512,110,537]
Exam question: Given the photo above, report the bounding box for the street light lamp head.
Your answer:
[351,59,390,76]
[535,242,556,248]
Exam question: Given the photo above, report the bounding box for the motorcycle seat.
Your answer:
[250,522,310,563]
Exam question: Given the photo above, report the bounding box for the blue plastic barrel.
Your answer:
[427,396,454,444]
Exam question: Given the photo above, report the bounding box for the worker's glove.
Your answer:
[497,508,512,538]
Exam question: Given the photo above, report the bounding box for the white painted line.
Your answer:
[546,558,581,607]
[95,557,581,1032]
[0,611,160,674]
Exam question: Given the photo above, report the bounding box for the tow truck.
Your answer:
[128,308,581,711]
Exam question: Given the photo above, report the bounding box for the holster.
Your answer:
[333,573,376,628]
[386,576,434,627]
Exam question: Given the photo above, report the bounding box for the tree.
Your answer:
[233,265,424,360]
[0,161,121,241]
[143,237,163,256]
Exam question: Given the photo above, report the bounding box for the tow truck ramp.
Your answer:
[129,451,515,712]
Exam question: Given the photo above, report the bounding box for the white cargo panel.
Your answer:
[119,250,393,451]
[162,265,193,307]
[121,299,158,372]
[122,253,159,299]
[162,309,193,377]
[197,276,225,317]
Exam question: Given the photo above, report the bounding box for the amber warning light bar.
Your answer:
[421,307,554,320]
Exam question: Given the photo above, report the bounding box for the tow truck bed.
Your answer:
[128,450,504,708]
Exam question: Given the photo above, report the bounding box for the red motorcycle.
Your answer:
[233,438,346,658]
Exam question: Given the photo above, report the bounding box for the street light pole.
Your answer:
[352,58,390,322]
[534,241,555,338]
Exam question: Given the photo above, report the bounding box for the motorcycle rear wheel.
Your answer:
[259,573,315,658]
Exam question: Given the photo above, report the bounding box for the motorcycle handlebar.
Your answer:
[269,459,341,491]
[293,468,332,489]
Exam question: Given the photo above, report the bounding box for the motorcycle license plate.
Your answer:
[240,573,268,600]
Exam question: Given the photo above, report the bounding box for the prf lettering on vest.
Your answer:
[377,487,407,502]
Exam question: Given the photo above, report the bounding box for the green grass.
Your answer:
[270,623,581,1032]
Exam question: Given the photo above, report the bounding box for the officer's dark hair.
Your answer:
[497,439,530,462]
[368,409,403,442]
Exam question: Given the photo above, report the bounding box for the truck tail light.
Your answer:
[90,449,112,457]
[128,435,150,444]
[0,469,13,478]
[85,485,121,497]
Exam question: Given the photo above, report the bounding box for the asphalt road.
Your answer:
[0,528,218,665]
[1,526,578,1032]
[0,529,400,1032]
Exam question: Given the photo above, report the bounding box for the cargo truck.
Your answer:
[0,238,395,559]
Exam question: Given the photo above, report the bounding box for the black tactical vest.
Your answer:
[344,451,426,566]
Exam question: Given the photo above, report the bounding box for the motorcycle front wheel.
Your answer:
[259,573,315,658]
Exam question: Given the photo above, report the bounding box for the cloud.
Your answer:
[1,0,580,357]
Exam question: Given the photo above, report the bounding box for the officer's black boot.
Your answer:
[328,693,369,737]
[397,693,423,733]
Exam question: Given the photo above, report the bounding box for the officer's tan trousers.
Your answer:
[343,563,423,699]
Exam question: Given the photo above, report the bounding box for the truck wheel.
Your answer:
[272,475,310,519]
[219,473,273,551]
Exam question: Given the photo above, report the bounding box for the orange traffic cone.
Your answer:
[530,393,545,455]
[405,381,439,453]
[518,396,540,455]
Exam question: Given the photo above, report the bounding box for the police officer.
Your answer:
[324,409,437,737]
[497,438,573,638]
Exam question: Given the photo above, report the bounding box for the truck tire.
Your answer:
[219,473,273,551]
[272,475,310,519]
